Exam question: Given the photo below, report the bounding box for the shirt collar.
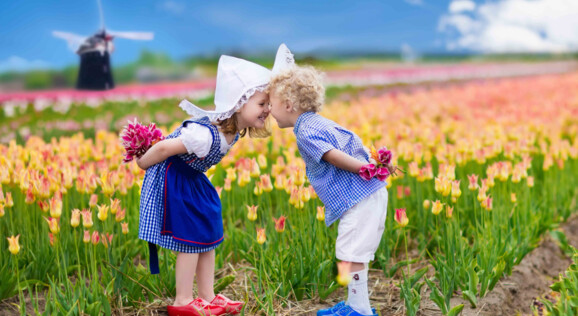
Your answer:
[293,111,315,134]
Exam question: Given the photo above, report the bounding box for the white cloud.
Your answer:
[405,0,424,6]
[449,0,476,13]
[0,56,51,73]
[439,0,578,53]
[158,1,186,15]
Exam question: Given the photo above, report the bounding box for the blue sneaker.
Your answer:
[332,305,377,316]
[317,301,345,315]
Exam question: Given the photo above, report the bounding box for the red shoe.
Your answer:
[211,294,244,315]
[167,298,227,316]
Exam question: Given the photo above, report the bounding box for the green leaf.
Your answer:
[448,304,465,316]
[488,260,506,292]
[550,231,574,256]
[550,280,563,292]
[387,258,418,277]
[467,265,479,296]
[462,290,477,308]
[410,267,429,288]
[214,274,236,293]
[85,301,101,315]
[425,278,448,314]
[319,282,340,300]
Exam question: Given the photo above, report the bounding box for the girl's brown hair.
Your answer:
[215,113,271,138]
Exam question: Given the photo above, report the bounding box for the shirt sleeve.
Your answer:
[178,123,213,158]
[298,127,336,163]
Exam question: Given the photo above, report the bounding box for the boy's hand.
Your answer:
[386,163,404,176]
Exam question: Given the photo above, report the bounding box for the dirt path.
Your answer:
[279,215,578,316]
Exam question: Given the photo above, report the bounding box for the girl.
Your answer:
[136,55,271,316]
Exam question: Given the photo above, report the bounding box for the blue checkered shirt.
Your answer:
[294,112,386,226]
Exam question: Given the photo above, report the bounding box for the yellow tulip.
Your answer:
[274,174,285,190]
[97,204,109,221]
[45,217,60,234]
[70,209,81,228]
[82,209,94,228]
[89,194,98,208]
[247,205,258,221]
[121,222,129,235]
[7,235,20,255]
[224,178,232,192]
[336,261,352,286]
[423,199,431,210]
[110,198,121,215]
[446,205,454,218]
[257,154,268,169]
[432,200,443,215]
[83,230,91,243]
[256,228,266,245]
[115,208,126,222]
[468,174,479,191]
[250,159,261,178]
[451,180,461,199]
[5,192,13,208]
[527,176,534,188]
[316,206,325,222]
[260,175,273,192]
[225,167,237,181]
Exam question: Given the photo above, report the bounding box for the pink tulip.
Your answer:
[120,119,165,163]
[377,147,392,165]
[375,167,390,181]
[359,164,377,180]
[394,208,409,227]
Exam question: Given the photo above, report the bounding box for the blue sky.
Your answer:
[1,0,577,72]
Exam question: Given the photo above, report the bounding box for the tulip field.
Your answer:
[1,71,578,315]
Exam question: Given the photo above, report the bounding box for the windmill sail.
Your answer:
[107,31,154,40]
[52,31,87,52]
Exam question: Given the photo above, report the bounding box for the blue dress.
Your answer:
[138,117,239,274]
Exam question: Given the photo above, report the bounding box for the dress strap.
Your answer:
[148,242,160,274]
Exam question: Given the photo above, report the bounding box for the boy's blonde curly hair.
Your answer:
[269,66,325,113]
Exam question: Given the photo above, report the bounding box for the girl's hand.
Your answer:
[135,157,146,170]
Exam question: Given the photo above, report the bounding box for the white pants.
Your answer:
[336,187,388,263]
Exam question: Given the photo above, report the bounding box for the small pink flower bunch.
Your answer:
[120,119,165,163]
[359,146,397,181]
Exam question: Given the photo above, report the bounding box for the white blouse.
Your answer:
[178,123,234,157]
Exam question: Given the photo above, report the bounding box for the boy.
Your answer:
[268,45,388,316]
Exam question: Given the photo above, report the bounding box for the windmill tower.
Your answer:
[53,0,153,90]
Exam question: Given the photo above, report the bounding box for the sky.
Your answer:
[1,0,577,72]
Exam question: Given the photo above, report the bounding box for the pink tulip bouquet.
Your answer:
[359,146,401,181]
[120,119,165,163]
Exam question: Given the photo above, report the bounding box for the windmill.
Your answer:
[53,0,153,90]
